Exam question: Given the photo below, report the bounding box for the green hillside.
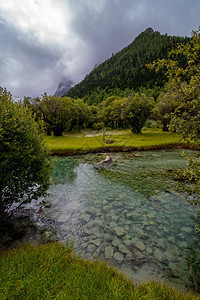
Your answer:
[66,28,189,104]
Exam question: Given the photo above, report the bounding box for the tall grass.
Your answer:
[0,242,199,299]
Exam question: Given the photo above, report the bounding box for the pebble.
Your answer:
[114,226,125,237]
[135,241,145,251]
[105,246,114,259]
[114,252,124,264]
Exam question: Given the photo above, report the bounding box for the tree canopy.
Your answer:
[0,88,52,214]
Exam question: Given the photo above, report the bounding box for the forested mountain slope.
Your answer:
[65,28,189,104]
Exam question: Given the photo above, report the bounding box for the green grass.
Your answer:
[44,130,186,153]
[0,242,198,299]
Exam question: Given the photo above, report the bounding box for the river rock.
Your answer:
[105,246,114,259]
[154,248,165,261]
[123,239,132,247]
[112,238,121,248]
[114,252,124,264]
[86,221,95,229]
[178,241,188,248]
[114,226,125,237]
[110,222,117,228]
[81,214,91,223]
[104,233,113,242]
[104,226,112,235]
[87,244,97,253]
[157,238,166,250]
[118,244,130,254]
[135,241,145,252]
[125,253,132,260]
[91,227,102,238]
[181,227,192,233]
[92,239,101,247]
[94,219,104,227]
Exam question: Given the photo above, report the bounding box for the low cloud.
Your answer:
[0,0,199,98]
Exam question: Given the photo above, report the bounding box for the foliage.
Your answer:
[0,242,198,299]
[152,87,182,131]
[123,93,154,133]
[70,98,92,130]
[150,28,200,288]
[149,28,200,141]
[39,94,75,136]
[96,94,154,133]
[149,28,200,201]
[66,30,189,105]
[0,88,52,213]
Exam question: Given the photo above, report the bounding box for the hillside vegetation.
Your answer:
[66,29,189,104]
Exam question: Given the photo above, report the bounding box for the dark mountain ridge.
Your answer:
[65,28,190,104]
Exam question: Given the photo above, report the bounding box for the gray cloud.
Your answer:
[0,0,199,98]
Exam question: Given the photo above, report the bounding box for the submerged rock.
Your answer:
[114,226,125,237]
[105,246,114,259]
[114,252,124,264]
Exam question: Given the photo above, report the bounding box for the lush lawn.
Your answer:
[0,242,198,299]
[44,130,186,153]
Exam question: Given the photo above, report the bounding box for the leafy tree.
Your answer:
[149,28,200,140]
[123,93,154,133]
[151,87,182,131]
[70,99,92,130]
[0,88,52,214]
[39,94,75,136]
[96,94,154,133]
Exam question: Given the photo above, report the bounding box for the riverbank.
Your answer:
[0,242,199,299]
[44,130,200,155]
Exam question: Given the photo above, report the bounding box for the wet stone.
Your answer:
[114,226,125,237]
[154,248,165,262]
[178,241,188,248]
[87,244,97,253]
[104,233,113,242]
[81,214,91,223]
[135,241,145,252]
[105,246,114,259]
[114,252,124,264]
[110,222,117,228]
[86,221,95,229]
[112,238,121,247]
[91,228,102,238]
[91,239,101,247]
[118,244,130,255]
[181,227,192,233]
[104,226,112,235]
[123,239,132,247]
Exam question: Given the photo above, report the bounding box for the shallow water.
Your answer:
[31,150,200,289]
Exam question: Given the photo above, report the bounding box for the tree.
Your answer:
[39,95,75,136]
[0,88,52,214]
[123,93,154,133]
[149,28,200,141]
[70,99,92,130]
[152,88,182,131]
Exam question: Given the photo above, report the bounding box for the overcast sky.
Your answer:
[0,0,199,99]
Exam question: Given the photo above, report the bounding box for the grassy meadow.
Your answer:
[44,129,189,154]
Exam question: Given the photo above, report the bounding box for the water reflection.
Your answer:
[42,150,199,290]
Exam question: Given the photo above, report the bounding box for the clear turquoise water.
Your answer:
[42,150,199,290]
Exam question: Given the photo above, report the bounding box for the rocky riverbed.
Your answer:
[2,150,199,291]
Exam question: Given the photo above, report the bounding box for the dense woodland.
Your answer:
[66,29,190,104]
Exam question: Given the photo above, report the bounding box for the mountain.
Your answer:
[54,78,74,97]
[65,28,189,104]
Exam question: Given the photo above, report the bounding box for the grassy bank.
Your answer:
[44,130,199,155]
[0,242,198,299]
